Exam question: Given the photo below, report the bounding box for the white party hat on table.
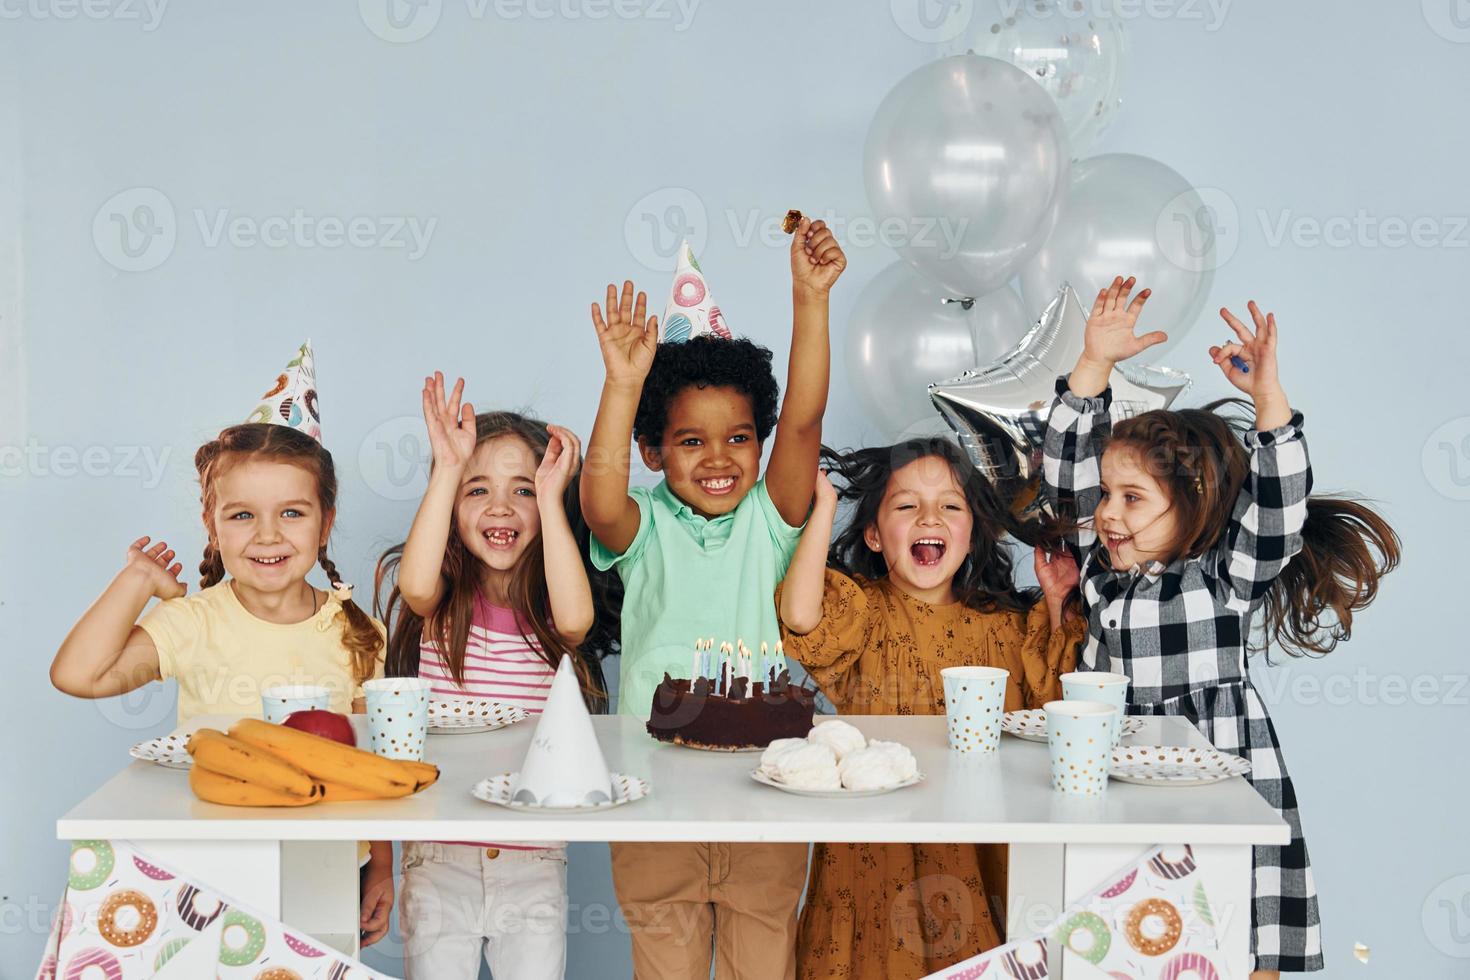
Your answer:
[244,339,322,443]
[661,241,732,343]
[510,655,614,807]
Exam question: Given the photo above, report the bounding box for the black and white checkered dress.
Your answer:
[1041,377,1324,974]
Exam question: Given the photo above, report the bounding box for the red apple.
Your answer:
[282,709,356,747]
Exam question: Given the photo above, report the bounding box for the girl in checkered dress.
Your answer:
[1041,277,1400,978]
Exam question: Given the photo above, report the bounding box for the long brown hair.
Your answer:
[375,412,616,712]
[821,438,1053,614]
[1107,400,1400,657]
[195,423,384,685]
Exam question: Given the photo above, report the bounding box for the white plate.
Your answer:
[1108,745,1252,786]
[471,772,650,812]
[130,733,193,770]
[428,698,529,735]
[1002,708,1144,743]
[748,769,925,798]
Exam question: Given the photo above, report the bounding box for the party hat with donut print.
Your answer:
[661,241,732,343]
[244,340,321,443]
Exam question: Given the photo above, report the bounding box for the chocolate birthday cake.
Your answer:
[646,669,817,751]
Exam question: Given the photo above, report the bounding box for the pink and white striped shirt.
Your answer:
[419,596,556,710]
[421,594,559,851]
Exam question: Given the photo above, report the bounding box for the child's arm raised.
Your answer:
[535,424,595,645]
[397,373,478,616]
[766,218,846,526]
[1211,301,1292,431]
[778,469,838,635]
[51,537,179,698]
[581,281,659,556]
[1068,275,1167,396]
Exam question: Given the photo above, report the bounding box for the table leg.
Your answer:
[1060,843,1253,978]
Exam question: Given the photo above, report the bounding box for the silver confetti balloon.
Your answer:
[941,0,1128,158]
[929,283,1190,498]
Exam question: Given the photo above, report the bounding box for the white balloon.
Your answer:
[1019,153,1218,357]
[941,0,1128,157]
[863,54,1070,297]
[846,262,1030,437]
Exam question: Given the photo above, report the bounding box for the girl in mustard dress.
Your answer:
[777,439,1085,980]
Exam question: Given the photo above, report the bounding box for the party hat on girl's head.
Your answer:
[245,340,321,443]
[510,656,614,807]
[661,241,732,343]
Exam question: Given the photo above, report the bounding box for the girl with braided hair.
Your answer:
[1043,277,1400,978]
[52,348,397,946]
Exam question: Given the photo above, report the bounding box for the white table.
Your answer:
[58,714,1287,976]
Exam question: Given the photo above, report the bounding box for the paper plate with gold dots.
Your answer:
[1004,708,1144,743]
[428,698,530,734]
[1109,745,1252,786]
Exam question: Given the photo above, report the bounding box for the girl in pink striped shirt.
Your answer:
[375,373,610,980]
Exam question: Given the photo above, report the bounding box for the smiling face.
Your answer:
[210,459,330,595]
[638,385,762,519]
[862,455,974,604]
[1097,445,1180,569]
[454,434,544,586]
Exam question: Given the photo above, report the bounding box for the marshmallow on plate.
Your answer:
[807,719,866,761]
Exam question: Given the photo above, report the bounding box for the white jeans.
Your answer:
[399,841,568,980]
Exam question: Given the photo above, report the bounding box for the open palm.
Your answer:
[126,536,187,600]
[1083,276,1168,367]
[422,372,477,471]
[591,280,659,387]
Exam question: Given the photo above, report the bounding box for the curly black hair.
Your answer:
[632,336,780,445]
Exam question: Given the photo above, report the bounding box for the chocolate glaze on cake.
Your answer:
[646,669,816,751]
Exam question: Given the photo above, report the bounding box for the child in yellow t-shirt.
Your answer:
[51,343,393,946]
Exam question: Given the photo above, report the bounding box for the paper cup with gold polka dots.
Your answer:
[362,679,431,760]
[261,684,331,724]
[1061,671,1131,746]
[1044,700,1116,796]
[940,666,1009,754]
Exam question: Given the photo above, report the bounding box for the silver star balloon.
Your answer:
[929,283,1190,499]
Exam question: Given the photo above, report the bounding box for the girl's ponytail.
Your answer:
[319,550,386,686]
[1264,496,1401,657]
[198,542,226,588]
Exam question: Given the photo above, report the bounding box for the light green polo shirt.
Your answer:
[591,478,804,718]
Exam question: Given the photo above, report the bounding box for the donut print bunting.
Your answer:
[38,840,395,979]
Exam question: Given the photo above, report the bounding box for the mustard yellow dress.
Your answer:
[777,569,1083,980]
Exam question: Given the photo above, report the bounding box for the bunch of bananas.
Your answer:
[187,718,439,807]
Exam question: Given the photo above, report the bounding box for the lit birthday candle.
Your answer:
[759,641,769,684]
[692,637,701,682]
[775,640,787,676]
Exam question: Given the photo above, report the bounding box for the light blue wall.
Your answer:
[3,2,1467,976]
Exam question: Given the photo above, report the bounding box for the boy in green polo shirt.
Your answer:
[582,218,845,980]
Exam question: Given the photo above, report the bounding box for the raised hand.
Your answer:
[590,280,659,388]
[1211,302,1281,398]
[125,536,187,600]
[813,467,838,511]
[1082,276,1168,368]
[790,217,847,296]
[534,424,583,500]
[421,372,478,472]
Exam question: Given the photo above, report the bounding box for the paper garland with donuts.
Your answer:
[922,935,1050,979]
[1050,844,1225,979]
[37,839,395,979]
[185,719,438,807]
